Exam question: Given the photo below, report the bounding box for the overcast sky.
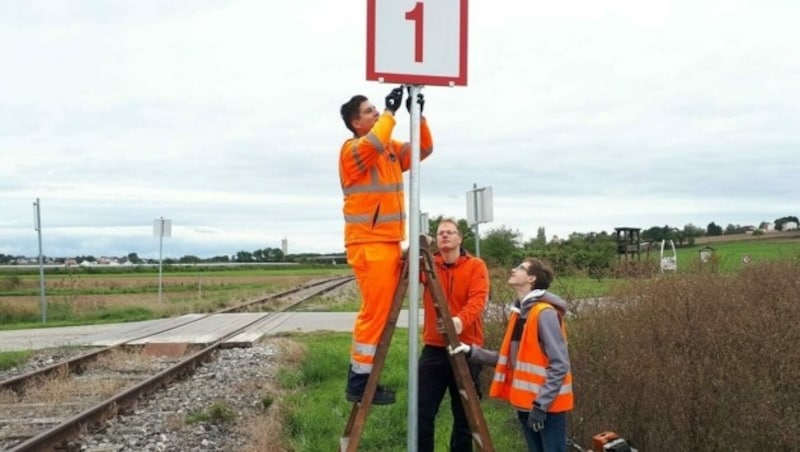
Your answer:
[2,0,798,259]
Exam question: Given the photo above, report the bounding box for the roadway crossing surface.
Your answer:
[0,310,423,352]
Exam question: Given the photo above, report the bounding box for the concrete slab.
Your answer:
[0,310,424,352]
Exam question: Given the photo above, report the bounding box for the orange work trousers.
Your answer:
[346,242,402,374]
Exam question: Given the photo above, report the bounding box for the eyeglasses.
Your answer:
[437,230,459,236]
[360,105,378,115]
[512,263,528,272]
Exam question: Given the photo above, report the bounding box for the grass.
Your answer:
[0,350,31,370]
[277,330,527,451]
[0,268,350,330]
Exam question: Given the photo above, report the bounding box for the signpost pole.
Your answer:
[407,84,422,450]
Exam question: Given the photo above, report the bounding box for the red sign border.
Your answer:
[366,0,468,86]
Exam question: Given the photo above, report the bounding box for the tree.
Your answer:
[707,222,723,236]
[235,251,253,262]
[478,225,523,267]
[127,252,142,264]
[774,216,799,231]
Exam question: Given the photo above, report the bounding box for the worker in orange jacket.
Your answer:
[338,86,433,404]
[451,258,573,452]
[418,217,489,451]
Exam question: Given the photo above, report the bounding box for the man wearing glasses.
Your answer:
[418,217,489,451]
[455,258,573,452]
[338,86,433,404]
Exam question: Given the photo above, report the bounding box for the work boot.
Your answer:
[345,369,396,405]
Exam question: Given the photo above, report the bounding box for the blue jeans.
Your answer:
[516,410,567,452]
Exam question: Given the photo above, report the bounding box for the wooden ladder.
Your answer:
[339,235,494,451]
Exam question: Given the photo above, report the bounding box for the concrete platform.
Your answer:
[0,310,424,352]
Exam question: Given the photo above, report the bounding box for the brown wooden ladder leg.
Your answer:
[419,235,495,451]
[339,252,410,452]
[339,235,494,451]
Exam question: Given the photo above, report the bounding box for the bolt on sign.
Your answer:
[367,0,468,86]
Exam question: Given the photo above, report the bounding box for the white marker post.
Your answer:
[153,217,172,303]
[367,0,468,448]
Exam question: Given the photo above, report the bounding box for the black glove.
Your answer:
[385,86,404,113]
[527,407,547,432]
[405,90,425,114]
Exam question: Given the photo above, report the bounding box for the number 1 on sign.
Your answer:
[405,2,424,62]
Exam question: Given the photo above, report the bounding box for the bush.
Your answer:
[566,260,800,450]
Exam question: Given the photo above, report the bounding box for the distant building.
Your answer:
[281,237,288,255]
[783,221,799,230]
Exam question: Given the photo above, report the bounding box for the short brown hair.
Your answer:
[340,95,367,135]
[523,258,554,290]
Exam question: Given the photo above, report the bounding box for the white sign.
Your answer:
[367,0,468,86]
[153,218,172,238]
[466,186,493,226]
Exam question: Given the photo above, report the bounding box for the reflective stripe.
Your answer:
[365,132,384,154]
[344,212,405,225]
[511,378,573,395]
[399,142,410,161]
[492,372,506,383]
[349,141,366,174]
[350,360,373,374]
[497,355,508,365]
[516,360,547,377]
[353,341,377,357]
[342,182,403,195]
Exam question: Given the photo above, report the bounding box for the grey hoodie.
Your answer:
[470,290,571,412]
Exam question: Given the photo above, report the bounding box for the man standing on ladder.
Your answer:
[338,86,433,404]
[418,217,489,450]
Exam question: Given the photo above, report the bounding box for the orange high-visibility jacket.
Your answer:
[489,303,574,412]
[339,112,433,245]
[422,249,488,348]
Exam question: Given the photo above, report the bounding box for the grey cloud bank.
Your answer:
[2,0,798,259]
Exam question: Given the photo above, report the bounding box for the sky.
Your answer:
[2,0,798,259]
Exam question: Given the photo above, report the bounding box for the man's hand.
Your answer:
[452,317,463,335]
[436,316,464,335]
[447,342,471,356]
[385,86,404,113]
[405,91,425,114]
[527,407,547,432]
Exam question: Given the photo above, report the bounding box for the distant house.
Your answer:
[761,222,775,232]
[783,221,799,230]
[743,226,756,235]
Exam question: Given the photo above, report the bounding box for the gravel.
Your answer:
[68,342,282,452]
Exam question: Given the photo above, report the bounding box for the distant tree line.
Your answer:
[2,215,796,268]
[424,214,799,277]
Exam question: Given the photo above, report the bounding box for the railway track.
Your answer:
[0,275,354,451]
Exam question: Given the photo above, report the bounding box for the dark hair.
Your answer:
[340,95,367,135]
[524,258,554,290]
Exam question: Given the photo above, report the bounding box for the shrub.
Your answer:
[566,260,800,450]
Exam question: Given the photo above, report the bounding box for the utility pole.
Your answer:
[33,198,47,323]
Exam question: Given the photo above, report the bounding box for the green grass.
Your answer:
[676,239,800,272]
[279,330,527,451]
[0,350,31,371]
[0,303,155,331]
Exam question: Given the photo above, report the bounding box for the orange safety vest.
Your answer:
[489,303,574,412]
[339,112,432,245]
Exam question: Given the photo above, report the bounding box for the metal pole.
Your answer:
[473,183,481,257]
[158,217,164,303]
[33,198,47,323]
[407,84,422,451]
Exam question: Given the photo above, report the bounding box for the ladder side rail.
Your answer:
[340,255,411,452]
